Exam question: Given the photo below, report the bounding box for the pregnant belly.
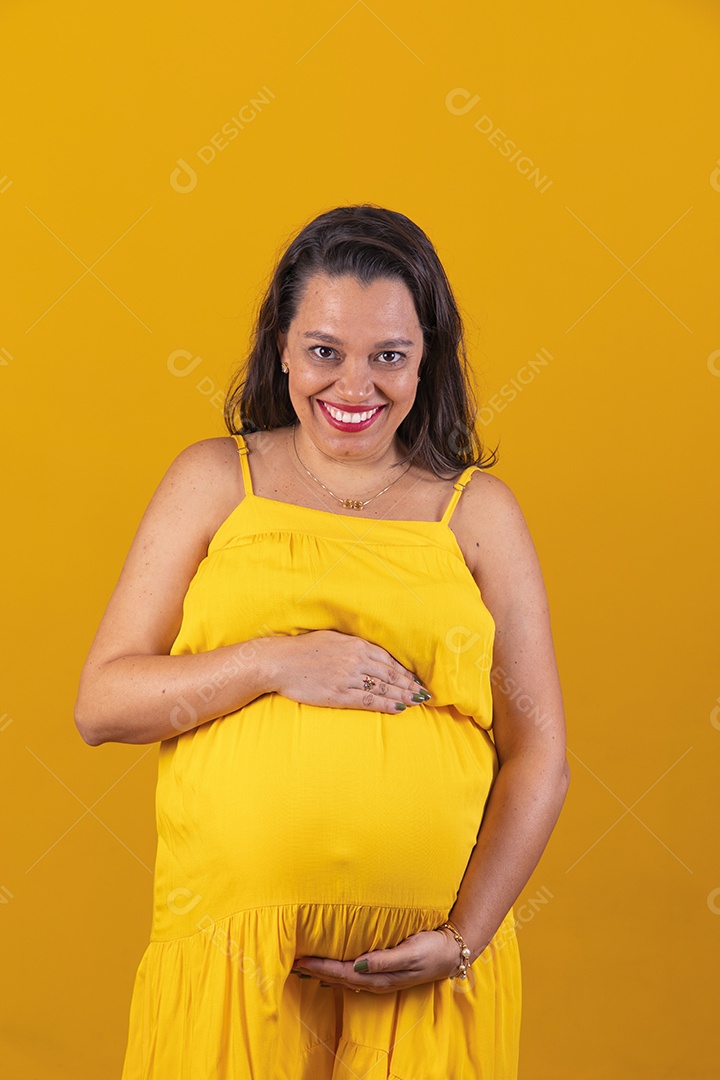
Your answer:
[151,693,498,943]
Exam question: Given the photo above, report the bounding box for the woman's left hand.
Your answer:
[292,927,466,993]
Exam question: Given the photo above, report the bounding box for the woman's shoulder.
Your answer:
[169,434,244,481]
[451,467,528,579]
[458,461,516,504]
[170,429,285,500]
[173,428,283,460]
[160,436,251,537]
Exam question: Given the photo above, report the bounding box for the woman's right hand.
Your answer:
[267,630,431,713]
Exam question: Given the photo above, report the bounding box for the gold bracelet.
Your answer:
[434,920,473,980]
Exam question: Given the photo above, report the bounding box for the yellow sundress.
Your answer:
[120,431,521,1079]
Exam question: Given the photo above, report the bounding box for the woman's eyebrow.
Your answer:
[302,330,416,348]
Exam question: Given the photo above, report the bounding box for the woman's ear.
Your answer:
[276,331,287,358]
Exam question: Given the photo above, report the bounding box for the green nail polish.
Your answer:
[354,959,370,972]
[395,702,406,711]
[411,692,427,702]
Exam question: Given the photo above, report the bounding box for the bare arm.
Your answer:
[74,436,426,746]
[447,474,571,960]
[73,437,273,745]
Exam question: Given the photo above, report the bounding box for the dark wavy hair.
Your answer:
[224,204,499,478]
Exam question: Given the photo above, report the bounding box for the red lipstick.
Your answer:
[316,399,386,432]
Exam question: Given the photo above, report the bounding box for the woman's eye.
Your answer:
[308,346,405,363]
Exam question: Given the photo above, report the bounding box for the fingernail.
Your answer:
[413,675,423,684]
[411,692,427,702]
[395,702,406,711]
[353,959,369,972]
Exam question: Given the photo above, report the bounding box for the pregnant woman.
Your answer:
[75,204,570,1079]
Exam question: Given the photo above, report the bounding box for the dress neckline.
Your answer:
[206,492,479,577]
[244,490,453,526]
[231,432,479,530]
[205,491,492,616]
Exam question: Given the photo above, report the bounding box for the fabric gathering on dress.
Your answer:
[120,432,522,1080]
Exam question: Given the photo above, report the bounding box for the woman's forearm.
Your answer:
[448,751,570,962]
[74,636,279,746]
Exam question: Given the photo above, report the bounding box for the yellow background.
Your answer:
[1,2,718,1076]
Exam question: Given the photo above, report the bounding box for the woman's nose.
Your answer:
[333,362,375,400]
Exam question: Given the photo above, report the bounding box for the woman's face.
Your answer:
[277,272,424,460]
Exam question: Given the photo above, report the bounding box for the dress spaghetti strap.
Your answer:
[440,465,480,526]
[232,433,254,497]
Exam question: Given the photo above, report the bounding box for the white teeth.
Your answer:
[323,403,380,424]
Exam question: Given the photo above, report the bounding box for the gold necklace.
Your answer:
[292,423,412,510]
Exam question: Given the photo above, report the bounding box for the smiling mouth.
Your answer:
[317,400,386,424]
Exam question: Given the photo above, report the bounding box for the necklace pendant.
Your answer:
[341,498,365,510]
